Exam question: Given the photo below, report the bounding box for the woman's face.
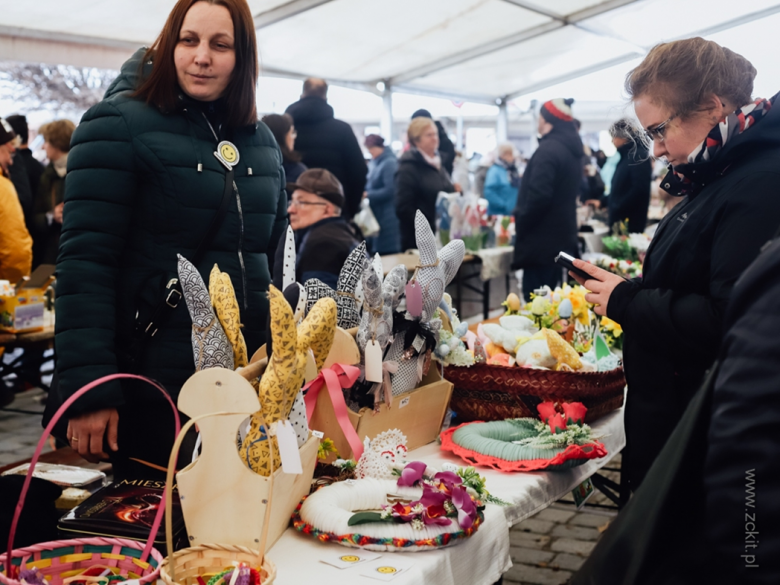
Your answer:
[285,127,296,151]
[634,95,725,167]
[415,123,439,156]
[174,2,236,102]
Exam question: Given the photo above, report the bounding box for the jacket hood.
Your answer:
[542,124,584,158]
[104,47,150,99]
[285,96,334,125]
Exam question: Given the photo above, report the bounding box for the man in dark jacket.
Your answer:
[6,115,44,204]
[285,78,367,219]
[513,98,582,298]
[572,229,780,585]
[606,118,652,232]
[283,168,360,288]
[411,109,455,176]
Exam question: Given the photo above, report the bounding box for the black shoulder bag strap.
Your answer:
[127,166,234,367]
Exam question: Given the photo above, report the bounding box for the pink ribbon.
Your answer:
[372,360,398,411]
[303,363,364,460]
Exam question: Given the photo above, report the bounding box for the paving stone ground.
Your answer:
[504,455,622,585]
[0,386,51,466]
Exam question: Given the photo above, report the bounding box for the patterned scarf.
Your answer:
[663,97,773,197]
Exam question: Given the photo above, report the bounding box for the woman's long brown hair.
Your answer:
[133,0,258,128]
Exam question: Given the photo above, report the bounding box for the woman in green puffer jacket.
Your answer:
[52,0,287,476]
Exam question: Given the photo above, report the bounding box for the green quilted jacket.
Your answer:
[55,48,287,414]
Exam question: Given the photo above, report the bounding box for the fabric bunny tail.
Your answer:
[209,264,248,368]
[178,254,233,371]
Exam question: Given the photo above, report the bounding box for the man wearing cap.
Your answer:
[0,117,33,286]
[282,168,362,288]
[513,98,584,299]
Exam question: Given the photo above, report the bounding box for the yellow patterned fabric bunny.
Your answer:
[209,264,248,369]
[242,285,337,476]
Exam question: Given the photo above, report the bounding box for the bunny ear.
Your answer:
[372,253,383,278]
[362,263,382,308]
[304,278,336,315]
[266,285,297,364]
[337,241,368,294]
[414,211,437,267]
[178,254,213,328]
[282,225,296,291]
[383,264,408,309]
[438,239,466,286]
[298,296,337,371]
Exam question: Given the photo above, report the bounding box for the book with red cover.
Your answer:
[58,478,185,548]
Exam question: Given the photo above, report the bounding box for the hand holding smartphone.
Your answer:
[555,252,594,281]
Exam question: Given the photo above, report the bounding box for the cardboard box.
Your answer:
[0,289,46,333]
[309,366,454,460]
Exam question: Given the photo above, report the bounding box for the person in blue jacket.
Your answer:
[364,134,400,254]
[483,142,520,216]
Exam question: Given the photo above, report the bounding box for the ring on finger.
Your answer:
[70,437,79,442]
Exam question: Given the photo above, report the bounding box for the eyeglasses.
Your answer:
[289,199,327,209]
[644,115,675,143]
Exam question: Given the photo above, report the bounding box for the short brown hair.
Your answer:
[40,120,76,152]
[302,78,328,99]
[134,0,258,128]
[407,117,436,146]
[626,37,756,120]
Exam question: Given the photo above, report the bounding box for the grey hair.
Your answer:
[609,118,652,160]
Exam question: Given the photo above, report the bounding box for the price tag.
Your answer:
[405,281,422,317]
[365,339,383,383]
[572,477,595,509]
[275,419,303,474]
[304,349,318,383]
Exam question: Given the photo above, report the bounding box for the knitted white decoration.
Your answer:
[355,429,408,479]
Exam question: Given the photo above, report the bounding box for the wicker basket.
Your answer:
[444,363,625,423]
[160,413,276,585]
[0,374,179,585]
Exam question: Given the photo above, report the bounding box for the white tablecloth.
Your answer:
[266,406,625,584]
[472,247,513,282]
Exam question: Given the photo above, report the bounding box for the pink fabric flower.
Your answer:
[548,413,567,434]
[451,486,477,529]
[562,402,587,425]
[389,502,417,522]
[537,402,558,422]
[397,461,427,487]
[420,485,448,508]
[433,471,462,491]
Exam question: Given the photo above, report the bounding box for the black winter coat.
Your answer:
[55,49,287,415]
[32,163,65,267]
[513,124,583,268]
[573,232,780,585]
[285,97,367,219]
[608,141,652,233]
[434,121,456,176]
[395,149,454,251]
[607,92,780,490]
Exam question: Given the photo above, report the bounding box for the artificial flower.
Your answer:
[397,461,427,487]
[451,485,478,529]
[422,504,452,526]
[537,402,558,423]
[548,413,567,434]
[562,402,587,425]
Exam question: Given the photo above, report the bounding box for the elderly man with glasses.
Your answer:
[281,168,362,288]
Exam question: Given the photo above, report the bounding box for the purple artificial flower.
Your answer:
[389,502,417,521]
[451,485,478,529]
[422,504,452,526]
[419,484,448,507]
[433,470,463,491]
[397,461,427,487]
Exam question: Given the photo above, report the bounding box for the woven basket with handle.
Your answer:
[444,363,625,423]
[0,374,181,585]
[159,412,276,585]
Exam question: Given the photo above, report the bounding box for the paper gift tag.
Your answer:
[360,556,416,581]
[365,339,383,383]
[321,551,381,569]
[304,348,318,383]
[275,419,303,474]
[405,281,422,317]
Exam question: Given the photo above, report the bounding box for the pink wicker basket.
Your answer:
[0,374,181,585]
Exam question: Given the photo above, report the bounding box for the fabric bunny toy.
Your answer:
[242,285,336,476]
[304,241,368,329]
[178,254,234,371]
[386,211,465,396]
[354,256,407,408]
[209,264,248,368]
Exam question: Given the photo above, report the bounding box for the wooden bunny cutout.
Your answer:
[241,285,337,476]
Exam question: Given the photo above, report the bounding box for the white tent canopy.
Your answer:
[2,0,780,104]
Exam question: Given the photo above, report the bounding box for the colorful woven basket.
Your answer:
[0,374,180,585]
[440,421,607,472]
[444,363,625,423]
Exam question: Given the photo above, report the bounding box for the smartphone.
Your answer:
[555,252,592,281]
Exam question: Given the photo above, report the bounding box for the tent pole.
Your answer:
[381,86,393,143]
[496,99,509,144]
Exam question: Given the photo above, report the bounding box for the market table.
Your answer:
[266,405,624,584]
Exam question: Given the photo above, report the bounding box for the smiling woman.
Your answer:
[51,0,287,478]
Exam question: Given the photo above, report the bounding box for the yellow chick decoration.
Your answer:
[242,285,337,476]
[209,264,248,369]
[542,328,582,371]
